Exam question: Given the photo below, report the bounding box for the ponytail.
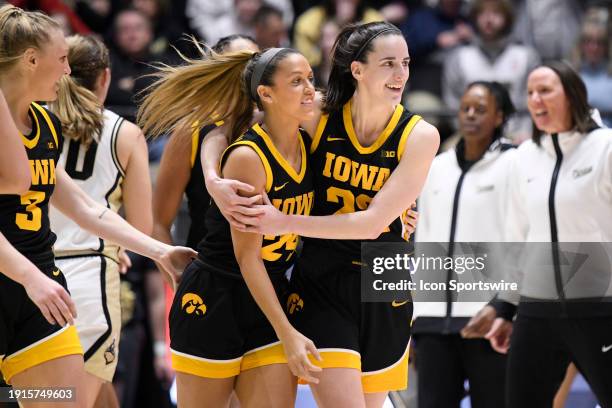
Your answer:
[138,41,298,143]
[50,75,103,145]
[138,48,255,142]
[48,35,109,145]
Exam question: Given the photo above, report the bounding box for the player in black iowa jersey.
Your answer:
[0,6,196,404]
[206,22,439,407]
[138,44,321,407]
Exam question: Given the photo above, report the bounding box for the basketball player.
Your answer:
[138,46,321,407]
[0,6,195,405]
[47,34,151,408]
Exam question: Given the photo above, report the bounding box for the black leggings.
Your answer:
[415,334,507,408]
[507,313,612,408]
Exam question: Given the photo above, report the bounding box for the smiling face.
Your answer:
[527,67,573,134]
[258,52,315,122]
[352,34,410,105]
[30,29,71,101]
[458,84,502,143]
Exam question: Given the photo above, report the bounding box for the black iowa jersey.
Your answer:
[304,101,421,259]
[198,123,314,278]
[0,103,63,269]
[184,123,215,249]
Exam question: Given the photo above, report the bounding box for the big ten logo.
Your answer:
[286,293,304,315]
[181,293,207,316]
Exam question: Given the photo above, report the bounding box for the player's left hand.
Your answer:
[233,192,289,236]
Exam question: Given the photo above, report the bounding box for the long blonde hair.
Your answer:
[48,35,110,145]
[0,5,61,74]
[137,41,297,142]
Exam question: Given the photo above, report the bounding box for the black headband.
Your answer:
[250,48,285,101]
[353,27,398,61]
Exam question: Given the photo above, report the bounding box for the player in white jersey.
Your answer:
[48,35,152,408]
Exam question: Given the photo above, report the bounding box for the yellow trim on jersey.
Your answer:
[1,325,83,384]
[20,105,42,149]
[361,342,410,393]
[32,102,59,147]
[252,123,307,183]
[190,122,200,168]
[310,113,329,153]
[241,341,287,371]
[343,101,404,155]
[171,349,241,379]
[222,141,274,193]
[397,115,422,161]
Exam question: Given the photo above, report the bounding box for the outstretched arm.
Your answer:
[239,120,440,239]
[51,167,196,287]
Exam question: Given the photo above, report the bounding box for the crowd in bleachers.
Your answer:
[3,1,611,407]
[7,0,611,136]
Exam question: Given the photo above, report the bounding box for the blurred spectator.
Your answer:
[443,0,540,141]
[401,0,472,61]
[377,0,422,26]
[400,0,473,98]
[106,8,172,122]
[186,0,293,45]
[572,16,612,126]
[313,19,340,89]
[253,4,287,48]
[512,0,584,61]
[131,0,190,56]
[294,0,383,66]
[73,0,113,34]
[10,0,92,33]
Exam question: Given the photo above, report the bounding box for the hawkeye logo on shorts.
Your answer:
[182,293,207,316]
[52,269,61,277]
[286,293,304,315]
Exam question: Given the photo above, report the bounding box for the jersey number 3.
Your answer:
[15,191,45,231]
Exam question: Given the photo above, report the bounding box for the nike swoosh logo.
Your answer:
[327,137,346,142]
[603,344,612,353]
[391,300,409,307]
[52,269,61,277]
[274,182,289,192]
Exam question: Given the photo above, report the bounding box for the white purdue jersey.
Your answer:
[51,109,125,258]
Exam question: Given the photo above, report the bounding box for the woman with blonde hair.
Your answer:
[0,6,195,405]
[47,34,153,408]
